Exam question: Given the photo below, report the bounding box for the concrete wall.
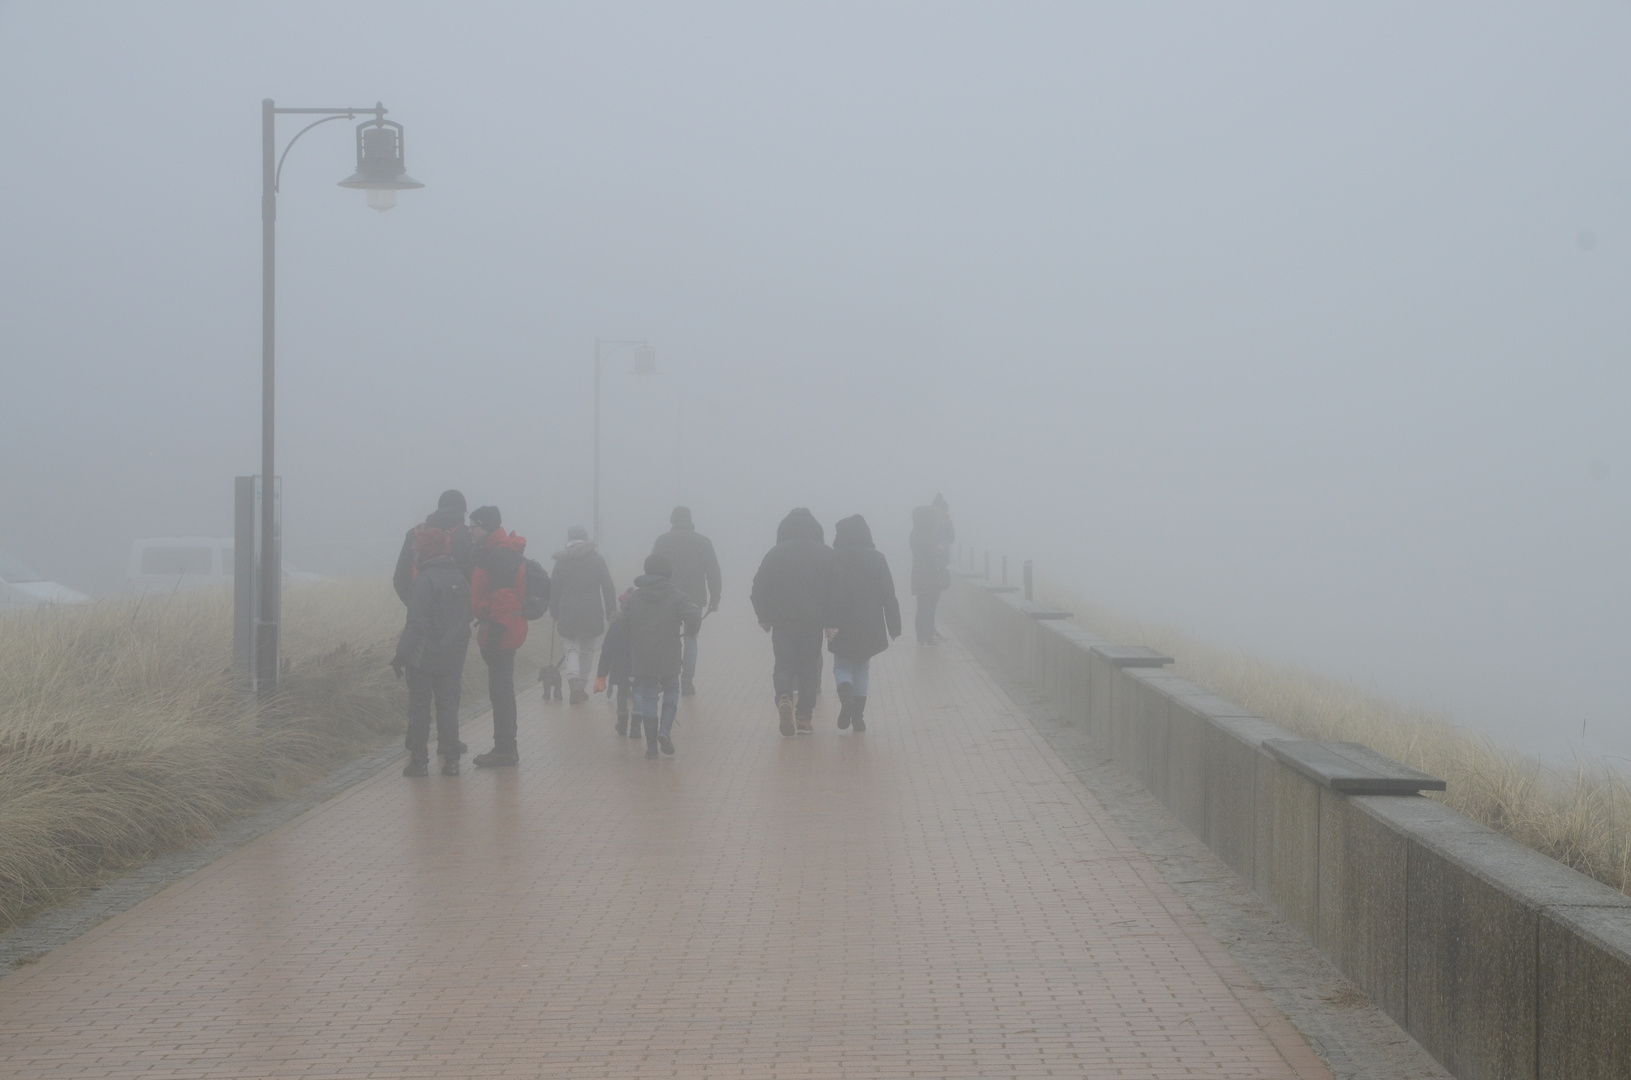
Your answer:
[946,576,1631,1080]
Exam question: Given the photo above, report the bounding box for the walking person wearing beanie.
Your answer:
[650,506,721,695]
[468,506,529,767]
[595,590,637,737]
[393,489,476,603]
[391,510,472,775]
[825,514,901,733]
[550,525,617,704]
[750,508,834,735]
[626,554,701,758]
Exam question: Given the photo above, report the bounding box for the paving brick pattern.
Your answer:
[0,612,1330,1078]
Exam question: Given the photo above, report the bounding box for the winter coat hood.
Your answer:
[776,507,824,545]
[833,514,874,549]
[633,573,668,589]
[552,538,598,561]
[483,527,526,555]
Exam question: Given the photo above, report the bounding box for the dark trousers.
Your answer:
[915,590,942,642]
[483,645,518,752]
[771,622,824,717]
[405,666,463,761]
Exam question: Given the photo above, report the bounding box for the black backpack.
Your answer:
[521,557,551,620]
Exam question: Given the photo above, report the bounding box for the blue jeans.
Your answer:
[682,633,698,684]
[832,655,870,697]
[633,674,680,736]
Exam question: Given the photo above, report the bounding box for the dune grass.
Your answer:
[1039,581,1631,895]
[0,581,548,928]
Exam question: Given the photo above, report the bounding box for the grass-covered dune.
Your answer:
[1042,582,1631,895]
[0,581,544,928]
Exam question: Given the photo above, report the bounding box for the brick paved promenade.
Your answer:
[0,611,1331,1078]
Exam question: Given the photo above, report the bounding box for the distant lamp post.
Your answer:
[592,338,657,545]
[248,98,423,700]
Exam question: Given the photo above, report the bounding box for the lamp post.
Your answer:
[592,338,657,545]
[254,99,423,699]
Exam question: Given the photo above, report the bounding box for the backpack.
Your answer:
[521,557,551,620]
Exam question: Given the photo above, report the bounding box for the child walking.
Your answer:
[596,590,637,737]
[626,554,702,758]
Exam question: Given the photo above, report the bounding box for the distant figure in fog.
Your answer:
[626,555,701,759]
[468,506,529,768]
[910,497,952,645]
[595,589,636,738]
[393,489,474,602]
[751,508,833,736]
[550,525,616,705]
[650,506,721,696]
[391,507,472,776]
[825,514,901,733]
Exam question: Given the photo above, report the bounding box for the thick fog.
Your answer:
[2,3,1628,763]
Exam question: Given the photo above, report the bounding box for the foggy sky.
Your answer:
[2,2,1628,764]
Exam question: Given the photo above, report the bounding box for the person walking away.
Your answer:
[595,589,637,737]
[626,555,701,758]
[391,509,472,775]
[750,508,834,736]
[909,504,950,645]
[825,514,901,733]
[650,506,721,695]
[393,489,476,602]
[550,525,616,704]
[468,506,529,767]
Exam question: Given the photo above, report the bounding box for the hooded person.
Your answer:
[391,508,473,775]
[550,524,617,704]
[595,589,638,737]
[825,514,901,732]
[626,554,702,758]
[650,505,722,695]
[909,503,951,645]
[749,507,834,735]
[467,506,529,767]
[393,489,476,602]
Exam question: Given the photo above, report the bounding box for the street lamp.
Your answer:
[592,338,657,545]
[251,99,423,699]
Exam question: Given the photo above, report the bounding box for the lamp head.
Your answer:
[632,344,658,382]
[337,106,424,211]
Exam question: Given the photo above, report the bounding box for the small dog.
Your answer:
[538,659,564,701]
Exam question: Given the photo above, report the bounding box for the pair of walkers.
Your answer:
[750,508,901,736]
[393,494,542,774]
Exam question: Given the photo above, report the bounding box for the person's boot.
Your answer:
[850,696,867,733]
[777,694,795,737]
[626,710,643,738]
[569,677,588,705]
[615,715,628,737]
[795,713,813,734]
[441,755,461,776]
[836,682,854,730]
[642,716,660,759]
[473,746,519,768]
[402,756,429,777]
[794,692,813,733]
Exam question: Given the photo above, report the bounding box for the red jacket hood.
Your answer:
[483,528,527,555]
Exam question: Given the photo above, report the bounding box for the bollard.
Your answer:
[1002,554,1008,587]
[1023,559,1033,602]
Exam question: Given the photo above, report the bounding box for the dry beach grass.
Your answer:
[0,580,548,927]
[1041,582,1631,895]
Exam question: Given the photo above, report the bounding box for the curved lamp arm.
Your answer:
[274,113,356,194]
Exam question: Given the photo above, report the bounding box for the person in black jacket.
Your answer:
[750,507,834,736]
[825,514,901,732]
[626,555,702,758]
[393,489,476,602]
[550,525,617,704]
[391,510,473,776]
[594,590,636,737]
[650,506,722,695]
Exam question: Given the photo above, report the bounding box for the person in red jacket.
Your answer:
[468,505,529,767]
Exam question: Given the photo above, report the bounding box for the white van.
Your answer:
[126,538,323,595]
